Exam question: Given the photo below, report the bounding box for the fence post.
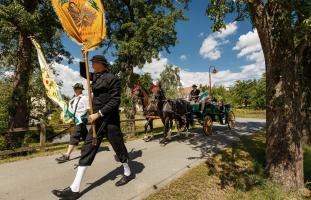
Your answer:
[40,120,46,151]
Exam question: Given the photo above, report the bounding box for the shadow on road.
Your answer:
[187,121,266,160]
[56,146,111,164]
[159,121,266,160]
[78,149,145,199]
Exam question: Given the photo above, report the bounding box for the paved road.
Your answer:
[0,118,265,200]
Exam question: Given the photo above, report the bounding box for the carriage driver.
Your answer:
[189,84,200,102]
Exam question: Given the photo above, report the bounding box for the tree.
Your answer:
[231,80,256,108]
[212,85,230,103]
[159,64,182,99]
[102,0,188,132]
[296,2,311,144]
[0,75,12,149]
[250,75,266,110]
[138,73,153,94]
[206,0,311,191]
[0,0,72,148]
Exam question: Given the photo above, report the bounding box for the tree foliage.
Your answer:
[159,64,182,99]
[103,0,188,70]
[0,0,73,148]
[203,74,266,110]
[0,0,72,66]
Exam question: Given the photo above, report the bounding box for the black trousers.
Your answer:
[69,124,88,145]
[79,118,129,166]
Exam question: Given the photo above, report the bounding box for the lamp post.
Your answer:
[209,66,218,98]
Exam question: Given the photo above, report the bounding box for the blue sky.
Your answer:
[57,0,265,96]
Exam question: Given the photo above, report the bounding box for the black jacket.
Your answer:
[190,89,200,97]
[80,62,121,125]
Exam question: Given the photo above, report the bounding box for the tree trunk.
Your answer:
[250,2,304,191]
[125,66,136,136]
[301,47,311,144]
[5,0,37,149]
[6,33,34,148]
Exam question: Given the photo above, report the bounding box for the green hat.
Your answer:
[73,83,84,90]
[90,55,109,66]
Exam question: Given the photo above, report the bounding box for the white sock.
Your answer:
[70,166,87,192]
[123,163,131,176]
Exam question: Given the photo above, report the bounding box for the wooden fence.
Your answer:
[0,118,153,157]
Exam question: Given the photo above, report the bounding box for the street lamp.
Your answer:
[209,66,218,98]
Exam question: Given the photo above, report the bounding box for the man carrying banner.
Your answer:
[52,55,132,199]
[55,83,89,163]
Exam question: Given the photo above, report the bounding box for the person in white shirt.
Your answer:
[56,83,89,163]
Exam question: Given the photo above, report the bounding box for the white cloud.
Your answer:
[179,63,264,88]
[199,22,238,60]
[214,22,239,39]
[59,55,80,64]
[134,57,168,80]
[53,62,87,97]
[198,32,204,38]
[2,71,14,77]
[134,54,264,88]
[233,29,265,78]
[180,54,188,61]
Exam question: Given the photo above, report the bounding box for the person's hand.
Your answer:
[88,113,100,123]
[65,118,74,124]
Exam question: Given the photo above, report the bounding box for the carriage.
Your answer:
[190,101,236,136]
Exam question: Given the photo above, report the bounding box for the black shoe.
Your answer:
[159,137,170,144]
[115,175,133,187]
[56,154,70,163]
[51,187,79,199]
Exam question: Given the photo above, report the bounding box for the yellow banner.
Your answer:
[31,38,72,123]
[51,0,106,51]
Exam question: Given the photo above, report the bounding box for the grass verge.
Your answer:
[145,132,311,200]
[234,109,266,119]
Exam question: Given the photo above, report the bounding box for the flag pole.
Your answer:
[84,51,97,145]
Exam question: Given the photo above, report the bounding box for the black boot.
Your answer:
[51,187,79,199]
[115,175,133,187]
[56,154,70,163]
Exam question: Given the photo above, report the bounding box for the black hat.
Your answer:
[73,83,84,90]
[192,84,197,88]
[90,55,109,66]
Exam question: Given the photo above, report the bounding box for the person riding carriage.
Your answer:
[198,87,210,113]
[189,84,200,102]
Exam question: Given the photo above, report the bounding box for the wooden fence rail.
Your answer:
[0,118,155,157]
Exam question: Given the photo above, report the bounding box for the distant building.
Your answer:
[178,86,192,100]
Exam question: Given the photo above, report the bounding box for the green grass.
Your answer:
[145,132,311,200]
[234,109,266,119]
[304,145,311,189]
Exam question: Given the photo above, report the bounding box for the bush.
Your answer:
[0,135,7,151]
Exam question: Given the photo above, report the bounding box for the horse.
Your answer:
[131,83,167,141]
[161,99,193,143]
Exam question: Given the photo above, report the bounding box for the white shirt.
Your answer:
[68,94,89,125]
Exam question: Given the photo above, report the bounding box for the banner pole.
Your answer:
[84,51,97,145]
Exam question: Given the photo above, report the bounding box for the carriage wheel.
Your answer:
[203,115,213,136]
[228,111,236,129]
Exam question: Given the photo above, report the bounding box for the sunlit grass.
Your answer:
[234,109,266,119]
[145,132,310,200]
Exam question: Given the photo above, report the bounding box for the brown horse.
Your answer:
[162,99,193,143]
[131,83,168,141]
